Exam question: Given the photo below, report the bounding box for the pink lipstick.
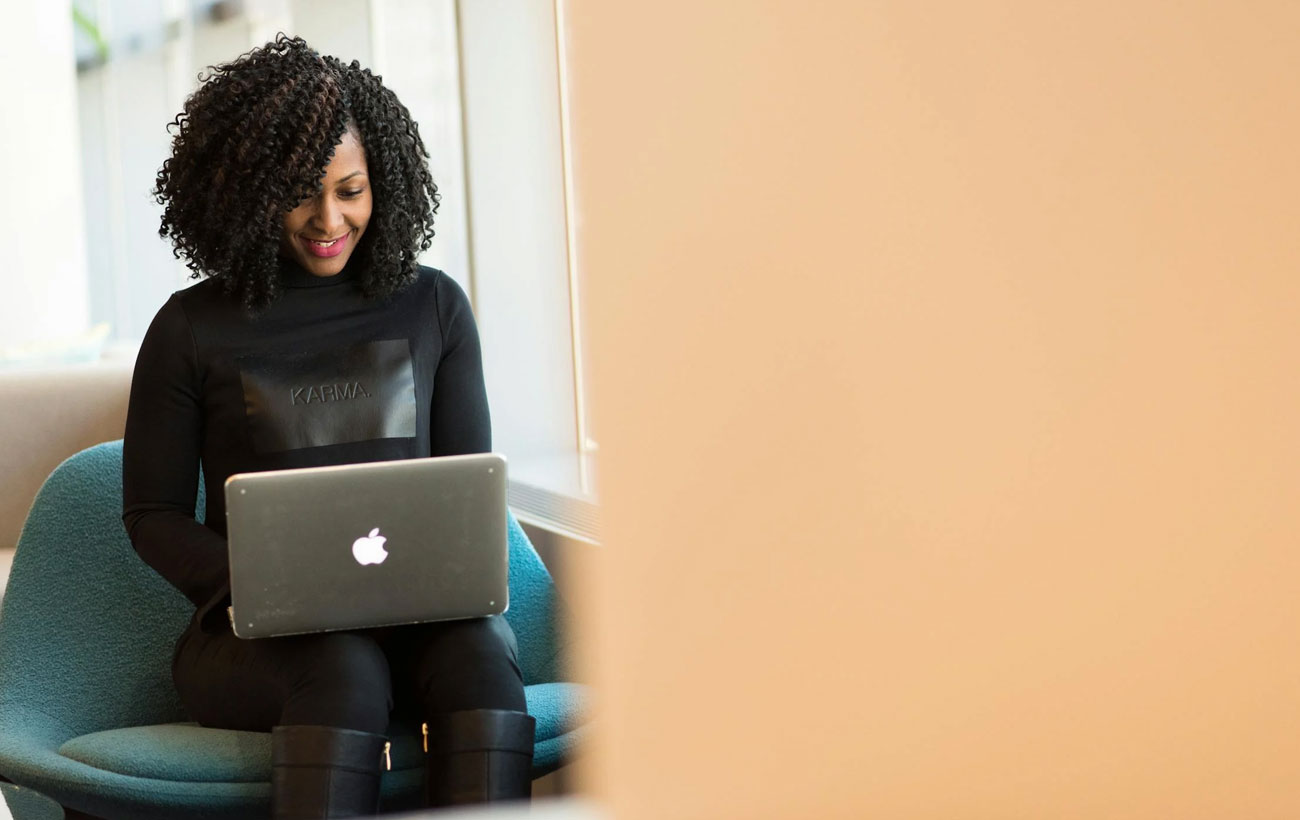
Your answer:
[300,233,349,258]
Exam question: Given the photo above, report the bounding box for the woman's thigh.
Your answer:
[173,623,394,733]
[379,615,526,717]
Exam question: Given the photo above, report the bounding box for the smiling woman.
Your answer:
[153,34,437,312]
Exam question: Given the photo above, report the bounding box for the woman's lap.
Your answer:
[172,615,524,733]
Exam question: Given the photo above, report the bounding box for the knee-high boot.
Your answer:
[422,709,536,807]
[272,725,390,819]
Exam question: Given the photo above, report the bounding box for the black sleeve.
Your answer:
[121,293,229,609]
[430,272,492,456]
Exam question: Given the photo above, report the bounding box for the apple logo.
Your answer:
[352,527,389,565]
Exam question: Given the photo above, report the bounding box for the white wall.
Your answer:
[1,1,90,349]
[285,0,370,67]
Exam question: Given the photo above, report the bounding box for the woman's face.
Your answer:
[279,128,372,277]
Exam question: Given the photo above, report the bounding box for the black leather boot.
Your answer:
[272,724,390,819]
[423,709,536,807]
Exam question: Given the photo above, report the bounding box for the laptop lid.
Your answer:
[224,454,508,639]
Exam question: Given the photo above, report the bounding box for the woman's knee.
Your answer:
[282,632,393,732]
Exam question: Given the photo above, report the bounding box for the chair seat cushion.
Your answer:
[56,683,590,783]
[57,724,425,783]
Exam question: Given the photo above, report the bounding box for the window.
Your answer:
[457,0,599,539]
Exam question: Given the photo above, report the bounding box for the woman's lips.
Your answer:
[299,232,349,258]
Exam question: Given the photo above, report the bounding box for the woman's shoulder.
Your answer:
[414,265,471,305]
[170,274,228,308]
[156,275,244,333]
[140,276,222,330]
[413,264,448,288]
[410,267,476,341]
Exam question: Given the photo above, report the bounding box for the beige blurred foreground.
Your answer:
[566,1,1300,818]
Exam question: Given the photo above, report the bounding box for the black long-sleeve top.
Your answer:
[122,260,490,632]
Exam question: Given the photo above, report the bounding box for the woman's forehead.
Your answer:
[323,130,368,178]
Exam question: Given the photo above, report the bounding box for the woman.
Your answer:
[121,35,534,818]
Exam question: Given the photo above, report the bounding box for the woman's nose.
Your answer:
[312,197,345,235]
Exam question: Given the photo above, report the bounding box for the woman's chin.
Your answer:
[298,254,349,278]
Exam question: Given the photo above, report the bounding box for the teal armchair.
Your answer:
[0,441,588,819]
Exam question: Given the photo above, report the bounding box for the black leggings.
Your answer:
[171,615,526,735]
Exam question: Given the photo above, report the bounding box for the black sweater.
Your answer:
[121,260,490,631]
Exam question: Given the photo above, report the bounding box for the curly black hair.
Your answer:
[154,34,439,312]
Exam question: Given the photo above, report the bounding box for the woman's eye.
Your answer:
[339,189,365,199]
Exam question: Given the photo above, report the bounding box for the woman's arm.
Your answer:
[430,272,492,456]
[121,293,229,608]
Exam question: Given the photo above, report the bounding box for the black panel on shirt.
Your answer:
[237,338,418,453]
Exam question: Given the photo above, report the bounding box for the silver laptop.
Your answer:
[224,454,509,639]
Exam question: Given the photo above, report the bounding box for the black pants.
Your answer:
[172,615,526,735]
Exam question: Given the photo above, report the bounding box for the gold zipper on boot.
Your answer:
[422,722,429,753]
[383,741,392,771]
